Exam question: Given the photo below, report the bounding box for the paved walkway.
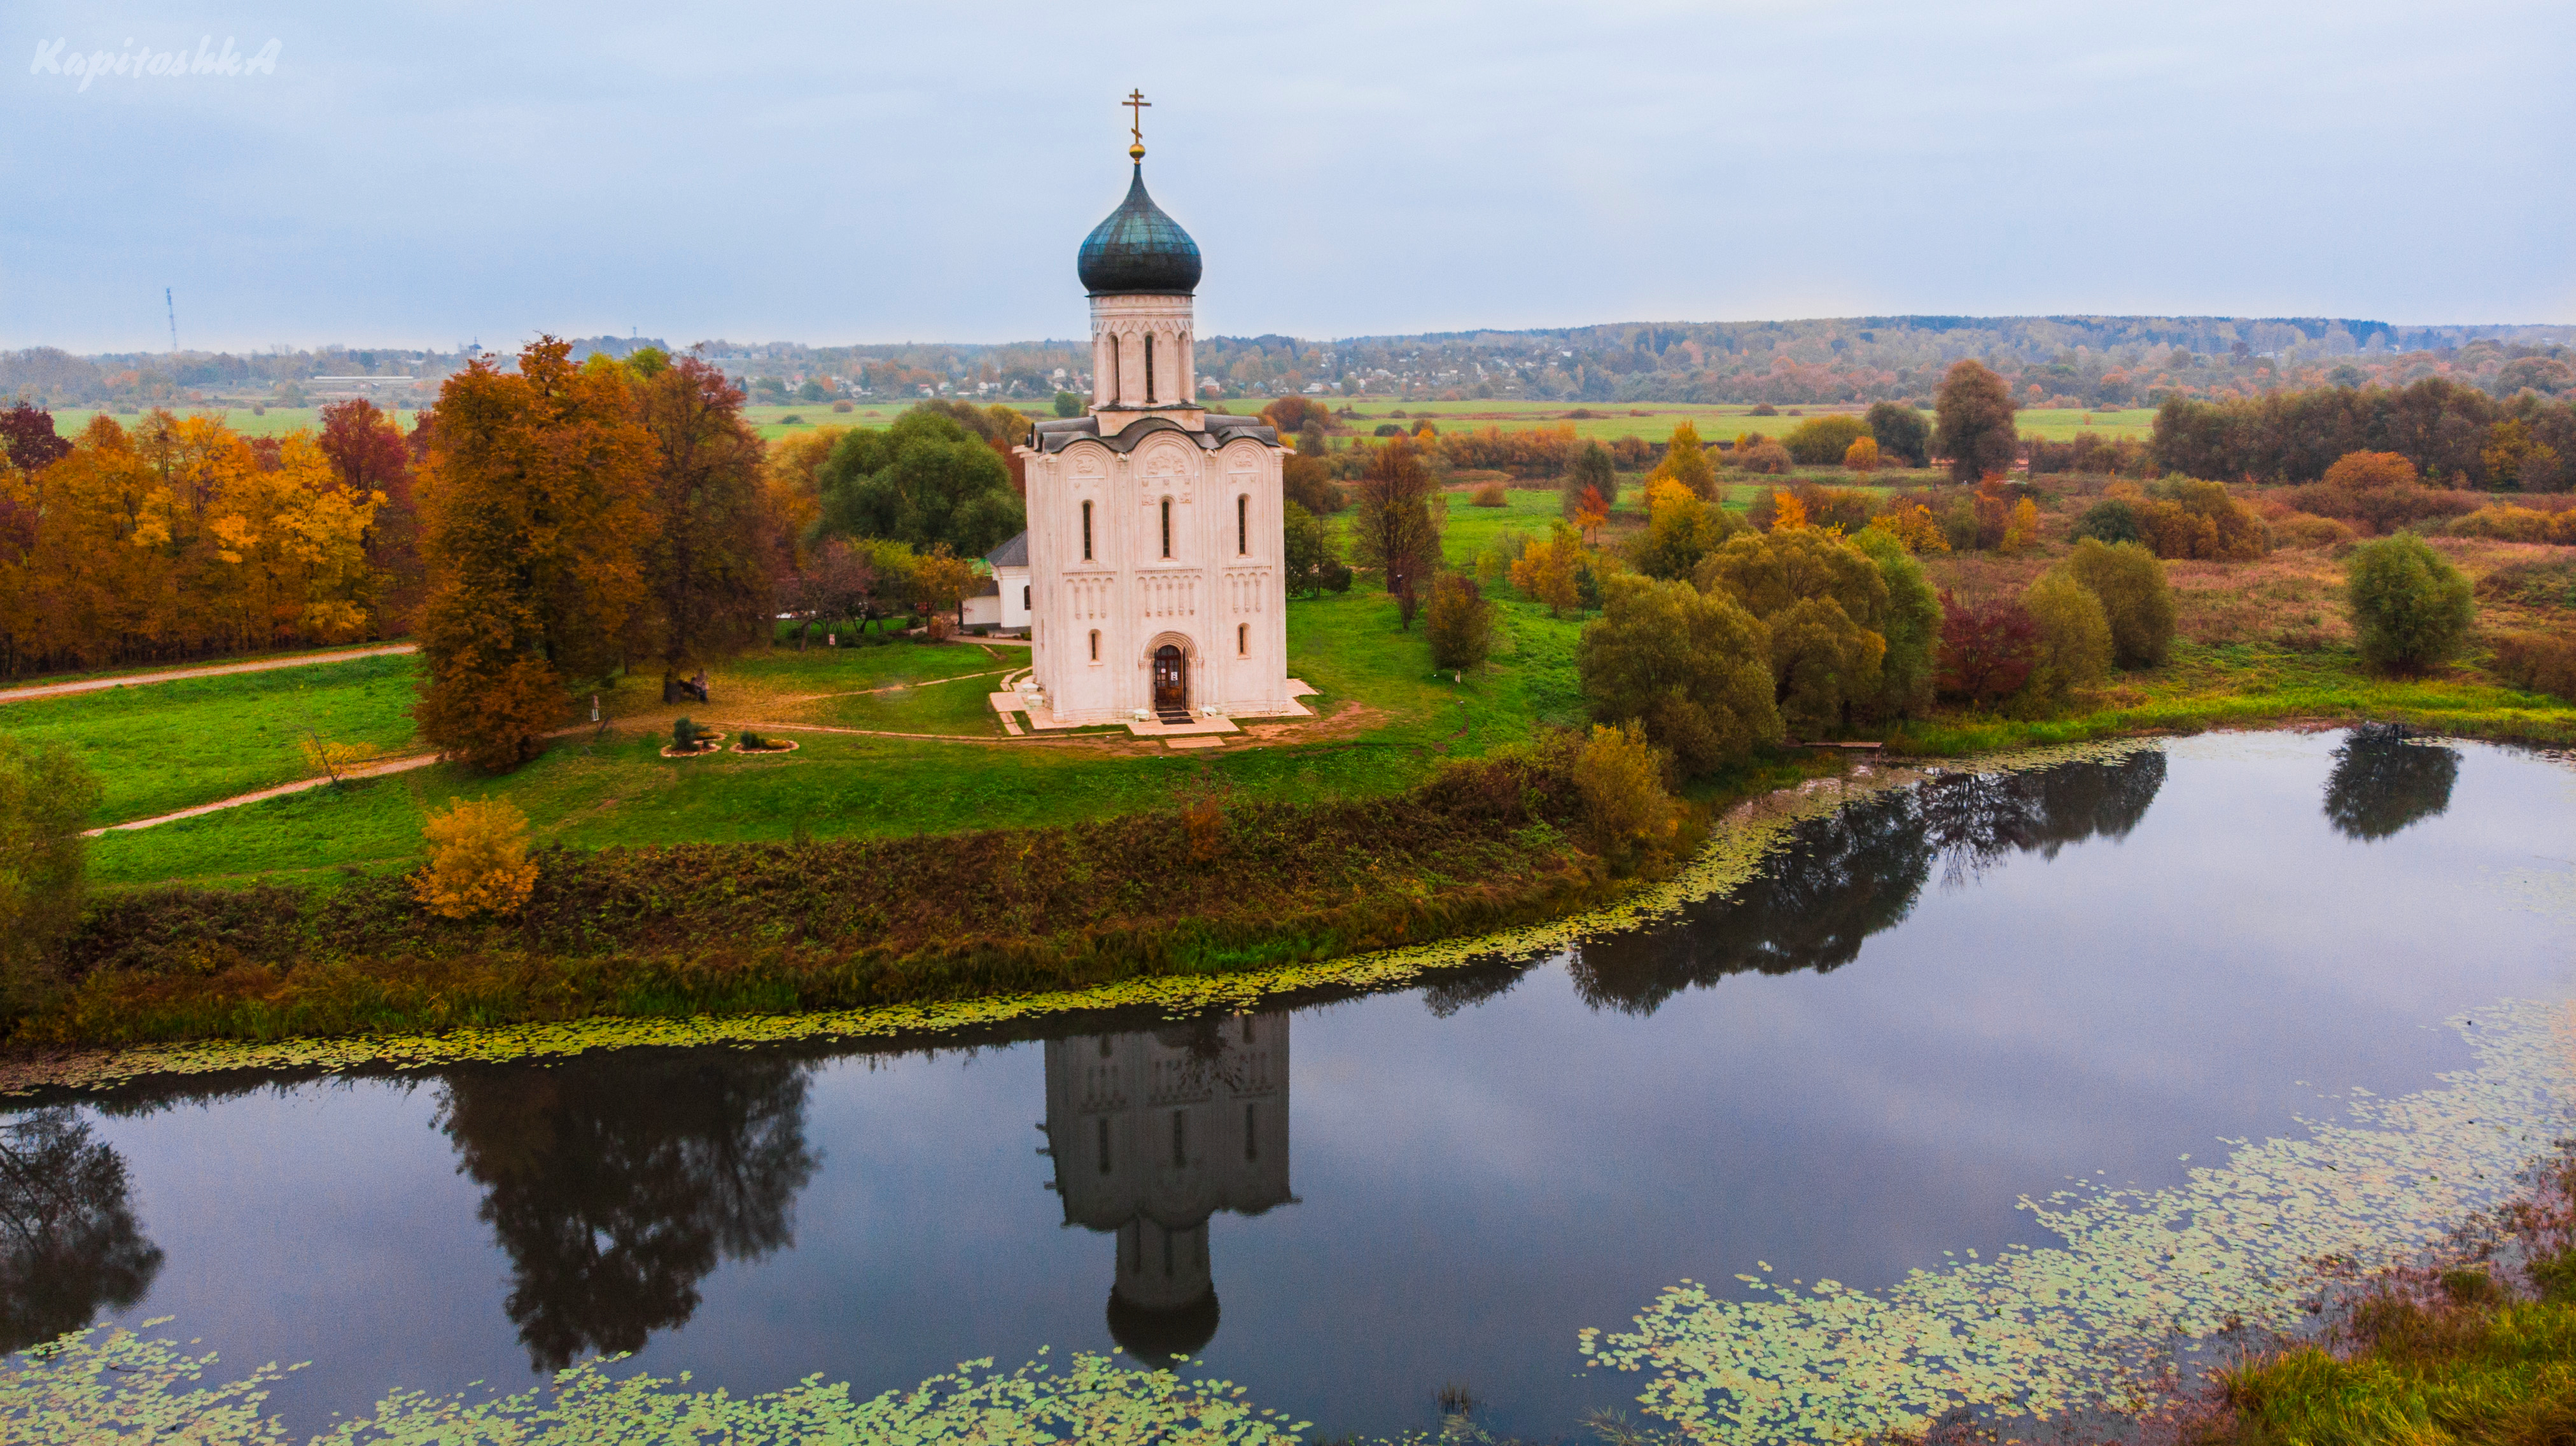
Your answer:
[1,643,418,705]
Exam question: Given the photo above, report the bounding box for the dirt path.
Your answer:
[0,643,419,705]
[81,751,444,837]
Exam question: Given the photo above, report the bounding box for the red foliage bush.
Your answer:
[1935,592,2041,703]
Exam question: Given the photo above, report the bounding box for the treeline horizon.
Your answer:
[8,314,2572,414]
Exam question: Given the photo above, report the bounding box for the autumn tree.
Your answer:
[1509,524,1583,617]
[1562,440,1618,517]
[1578,573,1781,775]
[1934,360,2018,481]
[1695,528,1893,734]
[1349,437,1443,615]
[1648,421,1715,498]
[1629,479,1744,581]
[778,538,876,649]
[1843,436,1880,472]
[628,357,780,697]
[2023,569,2113,703]
[1783,415,1868,466]
[414,338,657,771]
[318,398,422,631]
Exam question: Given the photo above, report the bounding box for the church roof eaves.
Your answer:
[1036,414,1280,455]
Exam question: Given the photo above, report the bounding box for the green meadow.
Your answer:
[55,587,1585,891]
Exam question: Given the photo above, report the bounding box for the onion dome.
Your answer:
[1077,165,1201,296]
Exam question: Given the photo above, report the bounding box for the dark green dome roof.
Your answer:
[1077,165,1201,296]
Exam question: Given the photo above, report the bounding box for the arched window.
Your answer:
[1088,629,1100,661]
[1237,494,1247,554]
[1144,333,1156,404]
[1237,622,1248,656]
[1105,335,1119,404]
[1159,498,1172,558]
[1081,499,1093,560]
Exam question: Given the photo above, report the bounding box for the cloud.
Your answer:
[2,0,2568,351]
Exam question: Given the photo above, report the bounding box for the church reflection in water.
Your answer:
[1041,1013,1293,1363]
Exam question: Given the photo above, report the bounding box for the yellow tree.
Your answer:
[415,339,657,771]
[1648,421,1715,498]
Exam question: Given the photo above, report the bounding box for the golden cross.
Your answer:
[1124,89,1150,155]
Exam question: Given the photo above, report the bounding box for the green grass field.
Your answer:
[70,587,1585,890]
[1,654,422,828]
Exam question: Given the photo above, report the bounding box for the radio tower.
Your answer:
[165,288,178,353]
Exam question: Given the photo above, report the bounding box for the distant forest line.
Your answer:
[6,314,2572,416]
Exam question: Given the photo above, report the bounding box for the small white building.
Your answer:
[1014,143,1301,725]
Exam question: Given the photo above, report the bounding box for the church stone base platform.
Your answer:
[988,679,1317,740]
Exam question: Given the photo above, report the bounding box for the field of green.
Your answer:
[55,587,1584,890]
[1,655,423,827]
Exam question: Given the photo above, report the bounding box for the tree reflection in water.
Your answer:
[0,1108,164,1354]
[1571,751,2168,1015]
[2323,726,2461,842]
[437,1053,819,1370]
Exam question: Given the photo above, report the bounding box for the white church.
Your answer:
[996,118,1308,730]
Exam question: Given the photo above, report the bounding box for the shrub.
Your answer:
[2023,570,2113,701]
[673,717,710,750]
[2141,479,2270,559]
[2449,503,2576,544]
[2325,450,2419,490]
[2071,496,2142,545]
[1784,414,1870,466]
[1749,403,1779,417]
[2346,533,2475,673]
[1508,526,1583,617]
[2286,450,2482,535]
[0,740,101,1013]
[1999,496,2040,554]
[412,798,541,920]
[1842,436,1880,472]
[2477,556,2576,608]
[2064,538,2176,668]
[1737,439,1793,475]
[1865,503,1950,555]
[1571,722,1679,863]
[1747,481,1876,534]
[1935,594,2040,704]
[1425,572,1497,671]
[1864,401,1930,467]
[2272,512,2356,549]
[1469,481,1509,507]
[2492,633,2576,700]
[1577,574,1782,775]
[1373,423,1403,437]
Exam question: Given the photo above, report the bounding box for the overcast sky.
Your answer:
[3,1,2569,354]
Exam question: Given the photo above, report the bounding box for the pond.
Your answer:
[6,729,2575,1441]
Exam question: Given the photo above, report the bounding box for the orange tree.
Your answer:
[414,338,655,771]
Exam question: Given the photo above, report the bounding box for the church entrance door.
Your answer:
[1152,645,1187,717]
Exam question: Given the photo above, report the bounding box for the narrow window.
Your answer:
[1098,1117,1111,1175]
[1238,622,1247,656]
[1237,495,1247,554]
[1170,1111,1186,1167]
[1021,585,1030,610]
[1245,1104,1258,1162]
[1144,334,1156,404]
[1159,498,1172,558]
[1106,334,1119,403]
[1089,629,1100,661]
[1081,500,1093,560]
